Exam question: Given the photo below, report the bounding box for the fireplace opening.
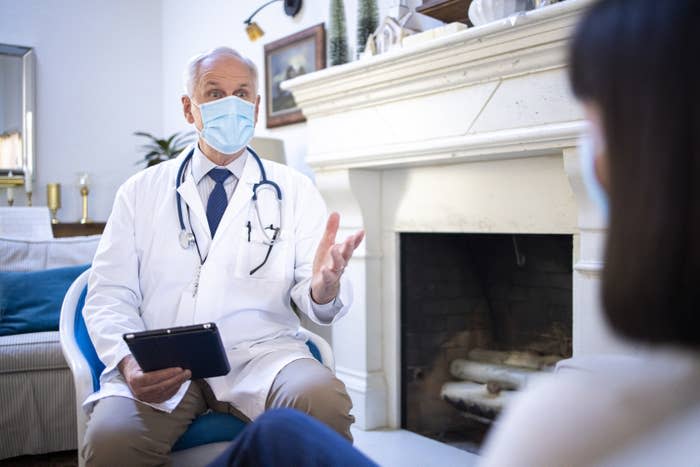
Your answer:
[400,233,573,452]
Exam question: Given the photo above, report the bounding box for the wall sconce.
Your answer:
[244,0,303,41]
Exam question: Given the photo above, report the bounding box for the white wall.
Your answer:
[161,0,419,176]
[0,0,162,221]
[0,0,420,219]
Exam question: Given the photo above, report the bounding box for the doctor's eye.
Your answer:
[208,90,224,99]
[235,90,248,98]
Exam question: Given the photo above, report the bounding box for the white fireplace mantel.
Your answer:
[285,0,632,431]
[284,0,591,170]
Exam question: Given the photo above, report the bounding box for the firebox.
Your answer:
[400,233,573,451]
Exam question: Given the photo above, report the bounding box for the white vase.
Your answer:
[468,0,533,26]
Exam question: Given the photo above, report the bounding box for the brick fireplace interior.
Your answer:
[400,232,573,451]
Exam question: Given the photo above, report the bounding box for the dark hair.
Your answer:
[569,0,700,348]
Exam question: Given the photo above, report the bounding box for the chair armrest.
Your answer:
[59,268,93,465]
[59,269,94,403]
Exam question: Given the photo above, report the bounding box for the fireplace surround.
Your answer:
[285,0,633,430]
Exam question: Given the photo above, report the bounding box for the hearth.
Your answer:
[401,233,572,449]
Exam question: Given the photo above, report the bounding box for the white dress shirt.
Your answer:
[191,144,246,206]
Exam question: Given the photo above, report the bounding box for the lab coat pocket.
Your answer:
[233,224,288,281]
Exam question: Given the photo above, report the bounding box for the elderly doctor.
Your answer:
[81,47,364,466]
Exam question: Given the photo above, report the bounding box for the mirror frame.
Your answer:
[0,44,36,189]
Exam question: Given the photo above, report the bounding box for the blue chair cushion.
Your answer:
[172,411,247,451]
[306,339,322,363]
[0,263,90,336]
[74,285,105,392]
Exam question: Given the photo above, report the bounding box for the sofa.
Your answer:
[0,234,100,460]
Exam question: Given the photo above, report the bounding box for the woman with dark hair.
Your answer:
[571,0,700,346]
[479,0,700,465]
[210,1,700,465]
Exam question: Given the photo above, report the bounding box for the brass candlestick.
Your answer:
[80,186,90,224]
[6,170,16,206]
[78,172,91,224]
[47,183,61,224]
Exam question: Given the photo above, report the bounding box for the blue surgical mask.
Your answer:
[192,95,255,154]
[579,131,609,219]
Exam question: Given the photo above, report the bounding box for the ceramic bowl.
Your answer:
[468,0,532,26]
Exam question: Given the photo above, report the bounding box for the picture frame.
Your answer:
[264,23,326,128]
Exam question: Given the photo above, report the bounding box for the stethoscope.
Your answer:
[176,146,283,275]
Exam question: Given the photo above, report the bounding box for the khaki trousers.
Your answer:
[83,358,354,467]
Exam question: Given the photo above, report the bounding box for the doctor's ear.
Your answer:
[182,95,195,124]
[254,95,260,125]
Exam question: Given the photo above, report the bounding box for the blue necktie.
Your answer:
[206,168,231,237]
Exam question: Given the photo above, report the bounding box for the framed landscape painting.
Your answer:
[264,23,325,128]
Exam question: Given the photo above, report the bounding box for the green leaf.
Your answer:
[133,131,157,140]
[134,130,196,168]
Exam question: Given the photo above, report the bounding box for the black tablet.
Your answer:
[123,323,230,379]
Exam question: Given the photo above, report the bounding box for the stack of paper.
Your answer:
[0,207,54,240]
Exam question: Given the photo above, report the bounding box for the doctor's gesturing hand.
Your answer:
[311,212,365,305]
[118,355,191,404]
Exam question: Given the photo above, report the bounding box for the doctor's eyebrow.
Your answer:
[203,81,251,88]
[203,82,252,97]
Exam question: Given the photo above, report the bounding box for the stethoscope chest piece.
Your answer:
[179,230,195,249]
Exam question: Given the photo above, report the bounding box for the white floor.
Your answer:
[352,427,480,467]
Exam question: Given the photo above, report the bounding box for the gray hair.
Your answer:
[183,47,258,96]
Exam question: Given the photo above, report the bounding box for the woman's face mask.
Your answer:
[191,95,255,155]
[579,122,609,219]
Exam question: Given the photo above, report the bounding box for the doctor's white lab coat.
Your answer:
[82,147,352,420]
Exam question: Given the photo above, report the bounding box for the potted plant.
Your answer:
[135,131,195,167]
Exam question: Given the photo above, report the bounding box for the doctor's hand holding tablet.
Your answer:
[118,355,191,404]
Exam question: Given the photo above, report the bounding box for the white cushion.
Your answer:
[0,331,65,374]
[0,235,101,272]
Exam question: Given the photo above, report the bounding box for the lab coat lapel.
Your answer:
[176,175,210,239]
[210,153,257,249]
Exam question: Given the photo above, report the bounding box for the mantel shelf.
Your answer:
[284,0,591,117]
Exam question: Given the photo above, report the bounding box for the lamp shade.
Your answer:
[246,22,265,41]
[243,0,302,42]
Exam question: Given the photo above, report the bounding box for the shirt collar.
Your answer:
[191,144,248,184]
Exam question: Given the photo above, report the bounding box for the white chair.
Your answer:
[60,268,334,467]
